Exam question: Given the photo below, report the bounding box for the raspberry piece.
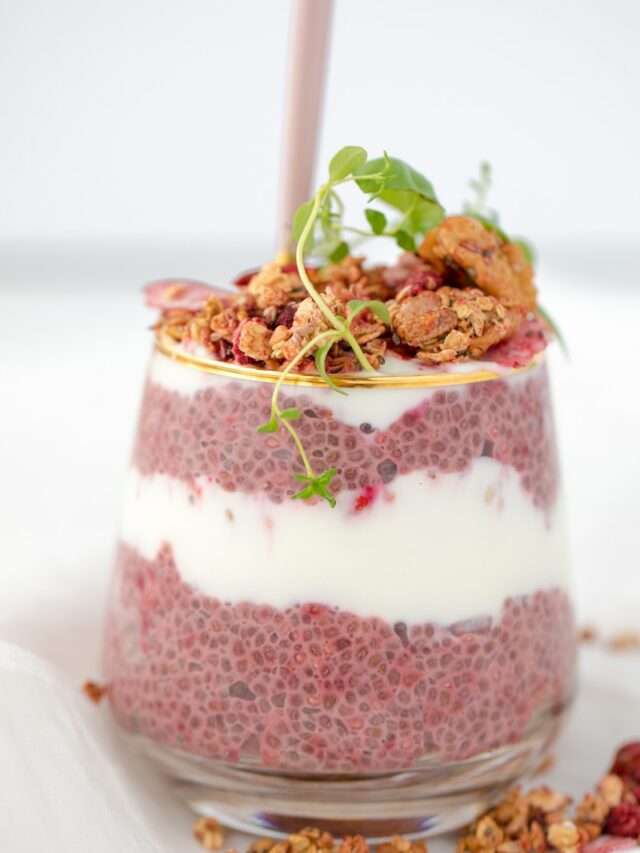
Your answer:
[605,803,640,838]
[611,743,640,783]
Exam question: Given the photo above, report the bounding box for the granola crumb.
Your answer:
[82,680,108,704]
[193,817,226,850]
[532,754,557,777]
[578,627,598,643]
[338,835,369,853]
[285,827,334,853]
[377,835,427,853]
[607,631,640,652]
[547,820,580,851]
[247,839,275,853]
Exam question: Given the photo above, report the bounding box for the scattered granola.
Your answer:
[189,751,640,853]
[576,627,640,654]
[151,216,546,376]
[456,743,640,853]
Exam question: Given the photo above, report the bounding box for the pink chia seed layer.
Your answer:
[133,362,559,511]
[104,543,575,775]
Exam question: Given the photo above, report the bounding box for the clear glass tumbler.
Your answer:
[103,332,575,839]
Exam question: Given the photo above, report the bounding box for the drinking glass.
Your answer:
[103,331,575,839]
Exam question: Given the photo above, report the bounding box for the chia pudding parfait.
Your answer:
[103,150,576,839]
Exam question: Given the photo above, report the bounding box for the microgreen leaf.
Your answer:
[347,299,391,326]
[279,407,301,421]
[292,468,337,508]
[329,146,368,182]
[380,191,445,235]
[395,229,416,252]
[291,483,315,501]
[365,208,387,235]
[537,305,568,356]
[355,156,439,204]
[464,161,494,219]
[292,200,315,242]
[257,416,279,433]
[329,241,349,263]
[315,339,347,395]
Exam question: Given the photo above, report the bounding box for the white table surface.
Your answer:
[0,241,639,851]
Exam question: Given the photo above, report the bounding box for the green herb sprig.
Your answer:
[259,146,411,506]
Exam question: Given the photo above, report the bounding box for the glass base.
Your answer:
[125,711,566,841]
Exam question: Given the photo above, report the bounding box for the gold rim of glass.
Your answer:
[155,331,544,389]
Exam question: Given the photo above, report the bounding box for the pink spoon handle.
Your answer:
[276,0,334,258]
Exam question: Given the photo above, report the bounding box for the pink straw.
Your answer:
[276,0,334,259]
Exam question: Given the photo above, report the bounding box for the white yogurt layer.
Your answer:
[120,459,570,625]
[149,349,536,431]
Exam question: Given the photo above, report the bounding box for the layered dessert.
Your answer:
[104,151,575,778]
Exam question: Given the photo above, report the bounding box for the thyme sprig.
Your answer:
[258,145,438,506]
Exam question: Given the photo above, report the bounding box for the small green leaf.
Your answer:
[356,156,439,204]
[329,146,368,182]
[329,241,349,263]
[292,200,314,242]
[292,468,337,508]
[291,483,315,501]
[347,299,391,326]
[279,407,301,421]
[315,339,348,395]
[257,415,279,433]
[364,208,387,235]
[395,230,416,252]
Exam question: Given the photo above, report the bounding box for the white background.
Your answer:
[1,0,639,248]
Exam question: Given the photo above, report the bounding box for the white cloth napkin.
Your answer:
[0,642,195,853]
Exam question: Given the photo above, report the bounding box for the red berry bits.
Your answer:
[605,804,640,838]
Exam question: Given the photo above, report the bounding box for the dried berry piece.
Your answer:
[611,743,640,783]
[605,803,640,838]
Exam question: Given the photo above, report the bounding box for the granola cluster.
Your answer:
[151,216,544,373]
[457,744,640,853]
